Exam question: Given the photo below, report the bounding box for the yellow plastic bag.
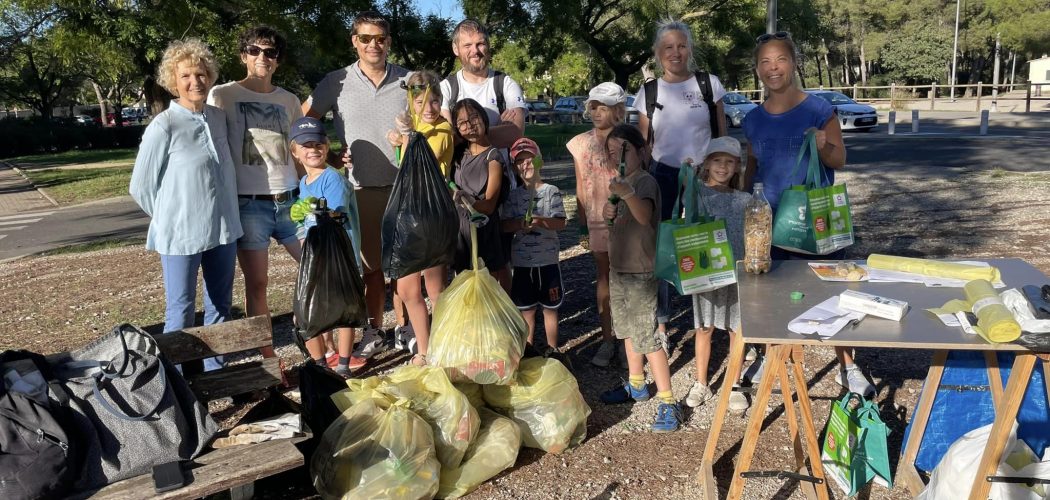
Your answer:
[311,399,440,500]
[330,365,480,469]
[867,254,1001,282]
[928,279,1022,343]
[453,382,485,410]
[437,407,522,499]
[429,225,527,385]
[482,357,591,454]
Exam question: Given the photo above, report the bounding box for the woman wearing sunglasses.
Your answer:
[741,32,874,398]
[207,26,306,360]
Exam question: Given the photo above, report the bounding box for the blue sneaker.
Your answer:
[651,402,683,432]
[600,380,651,404]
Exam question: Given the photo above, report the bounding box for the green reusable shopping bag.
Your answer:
[772,131,854,255]
[821,393,893,497]
[655,166,737,295]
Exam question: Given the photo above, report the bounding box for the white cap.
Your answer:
[587,82,626,106]
[704,136,742,160]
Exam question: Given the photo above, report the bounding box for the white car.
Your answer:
[722,92,758,128]
[806,91,878,131]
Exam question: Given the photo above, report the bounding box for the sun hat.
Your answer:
[587,82,626,106]
[704,136,741,160]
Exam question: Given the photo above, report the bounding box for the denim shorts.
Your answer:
[237,197,299,250]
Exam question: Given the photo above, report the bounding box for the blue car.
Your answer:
[806,91,878,131]
[721,92,757,128]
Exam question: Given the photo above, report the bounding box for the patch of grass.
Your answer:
[8,148,137,168]
[38,237,144,256]
[989,167,1006,178]
[525,123,591,161]
[23,166,132,205]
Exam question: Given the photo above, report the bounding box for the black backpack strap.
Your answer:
[643,78,659,146]
[695,71,722,138]
[493,71,506,114]
[444,74,460,111]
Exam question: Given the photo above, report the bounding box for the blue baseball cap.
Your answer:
[290,116,327,145]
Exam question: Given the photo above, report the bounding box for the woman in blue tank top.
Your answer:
[741,32,875,399]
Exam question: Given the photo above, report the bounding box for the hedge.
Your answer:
[0,117,145,159]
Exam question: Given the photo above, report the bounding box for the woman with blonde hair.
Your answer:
[130,39,241,370]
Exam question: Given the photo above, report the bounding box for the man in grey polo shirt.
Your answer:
[303,11,408,362]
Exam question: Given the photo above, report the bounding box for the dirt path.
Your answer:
[0,167,1046,499]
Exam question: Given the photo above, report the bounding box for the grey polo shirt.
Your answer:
[306,62,409,187]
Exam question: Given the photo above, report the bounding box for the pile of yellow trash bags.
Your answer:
[310,253,591,499]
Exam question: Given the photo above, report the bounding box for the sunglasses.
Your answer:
[400,82,430,93]
[756,31,791,44]
[244,45,279,59]
[355,34,387,45]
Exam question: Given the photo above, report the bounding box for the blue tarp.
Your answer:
[902,350,1050,472]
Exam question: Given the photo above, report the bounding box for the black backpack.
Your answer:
[0,351,78,500]
[643,71,723,146]
[445,71,507,114]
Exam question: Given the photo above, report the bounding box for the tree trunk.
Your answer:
[92,80,107,125]
[859,42,868,86]
[822,38,833,87]
[816,53,824,87]
[966,54,986,98]
[143,76,171,116]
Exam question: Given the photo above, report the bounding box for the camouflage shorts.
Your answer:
[610,271,660,355]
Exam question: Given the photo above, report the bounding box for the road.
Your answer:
[0,128,1047,262]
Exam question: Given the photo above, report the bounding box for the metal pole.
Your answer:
[767,0,777,34]
[950,0,961,101]
[912,110,919,133]
[888,111,896,135]
[992,33,1001,112]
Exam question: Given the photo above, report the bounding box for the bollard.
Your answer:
[911,110,919,133]
[888,111,896,135]
[980,110,989,135]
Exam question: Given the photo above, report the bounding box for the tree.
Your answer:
[881,20,953,83]
[0,33,82,121]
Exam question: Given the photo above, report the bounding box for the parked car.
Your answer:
[721,92,758,128]
[806,91,878,131]
[553,96,589,123]
[525,100,552,124]
[625,95,639,124]
[74,114,98,126]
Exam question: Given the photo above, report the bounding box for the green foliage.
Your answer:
[881,21,953,83]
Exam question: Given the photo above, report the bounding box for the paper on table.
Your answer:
[788,296,866,338]
[866,261,1006,288]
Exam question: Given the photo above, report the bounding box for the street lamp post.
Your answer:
[950,0,961,101]
[767,0,777,34]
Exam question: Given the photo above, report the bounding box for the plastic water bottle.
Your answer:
[744,183,772,273]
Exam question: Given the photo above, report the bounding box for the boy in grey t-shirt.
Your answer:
[501,138,566,353]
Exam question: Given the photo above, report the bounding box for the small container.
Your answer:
[744,183,773,273]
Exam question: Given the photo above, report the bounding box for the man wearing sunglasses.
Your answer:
[302,11,410,361]
[208,25,305,358]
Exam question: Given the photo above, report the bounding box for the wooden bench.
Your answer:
[88,315,306,500]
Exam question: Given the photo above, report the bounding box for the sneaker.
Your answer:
[406,337,418,356]
[728,385,750,412]
[657,329,670,355]
[684,381,713,408]
[591,341,616,367]
[742,355,765,384]
[352,327,387,359]
[333,366,351,378]
[651,402,683,432]
[599,380,651,404]
[347,355,367,371]
[324,350,339,368]
[744,345,758,362]
[393,324,414,351]
[837,365,876,398]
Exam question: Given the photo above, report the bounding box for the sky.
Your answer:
[416,0,464,19]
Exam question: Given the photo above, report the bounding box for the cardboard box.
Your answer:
[838,290,909,321]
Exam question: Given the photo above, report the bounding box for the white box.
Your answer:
[838,290,909,321]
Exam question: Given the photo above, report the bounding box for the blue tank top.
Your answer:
[743,94,836,210]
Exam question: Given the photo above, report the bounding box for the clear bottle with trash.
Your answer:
[744,183,772,273]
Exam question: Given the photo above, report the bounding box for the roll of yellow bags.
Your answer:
[867,254,1001,282]
[930,279,1021,343]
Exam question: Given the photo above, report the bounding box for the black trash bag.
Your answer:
[293,209,367,341]
[381,132,458,280]
[295,360,347,456]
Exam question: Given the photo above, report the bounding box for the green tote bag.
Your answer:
[821,393,893,497]
[772,131,854,255]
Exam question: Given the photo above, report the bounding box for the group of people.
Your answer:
[130,12,872,433]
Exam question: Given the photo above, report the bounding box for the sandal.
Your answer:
[410,353,428,367]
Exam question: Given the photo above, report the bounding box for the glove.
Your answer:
[452,189,477,207]
[290,197,317,223]
[394,110,413,135]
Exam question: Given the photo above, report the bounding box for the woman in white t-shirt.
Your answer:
[636,19,727,342]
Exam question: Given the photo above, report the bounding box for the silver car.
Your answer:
[807,91,878,131]
[722,92,757,128]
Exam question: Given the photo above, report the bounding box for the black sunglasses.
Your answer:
[355,34,387,45]
[756,31,791,44]
[400,82,431,93]
[244,45,279,59]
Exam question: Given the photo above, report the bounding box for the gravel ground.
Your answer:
[0,164,1047,499]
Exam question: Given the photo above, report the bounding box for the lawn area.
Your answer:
[22,166,132,205]
[524,123,590,160]
[8,148,137,168]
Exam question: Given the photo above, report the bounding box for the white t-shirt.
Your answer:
[207,82,303,194]
[439,69,526,125]
[635,74,726,168]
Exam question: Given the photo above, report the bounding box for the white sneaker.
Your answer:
[591,341,615,367]
[393,324,413,352]
[352,327,387,359]
[728,385,750,412]
[657,329,670,355]
[685,381,713,408]
[837,365,876,398]
[744,345,758,362]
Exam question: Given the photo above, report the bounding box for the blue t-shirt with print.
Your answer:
[297,166,362,265]
[743,94,836,210]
